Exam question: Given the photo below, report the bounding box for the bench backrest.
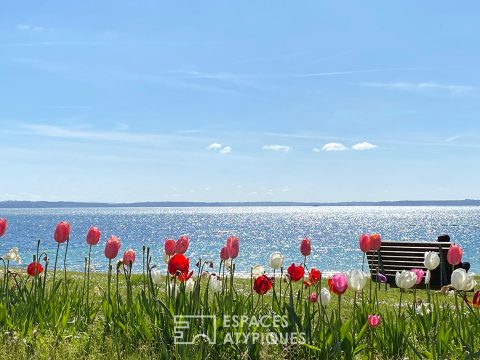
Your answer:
[366,241,452,289]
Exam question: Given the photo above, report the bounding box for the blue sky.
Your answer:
[1,1,480,202]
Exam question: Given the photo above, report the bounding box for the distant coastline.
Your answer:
[0,199,479,208]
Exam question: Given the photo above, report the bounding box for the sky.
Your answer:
[1,1,480,203]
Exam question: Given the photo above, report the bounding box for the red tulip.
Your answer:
[253,274,273,295]
[0,218,7,238]
[370,233,382,251]
[287,263,305,282]
[447,243,463,265]
[368,315,381,328]
[226,236,239,259]
[104,235,121,259]
[123,249,136,267]
[309,292,318,303]
[300,238,311,256]
[164,239,176,256]
[220,246,229,261]
[328,273,348,295]
[168,254,193,282]
[86,226,101,246]
[27,261,43,276]
[472,290,480,308]
[359,234,371,252]
[175,235,189,254]
[54,221,70,243]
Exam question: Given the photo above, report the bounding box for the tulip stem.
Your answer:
[63,238,70,288]
[52,242,60,284]
[86,245,92,316]
[107,258,112,302]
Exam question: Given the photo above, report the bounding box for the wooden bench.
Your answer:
[366,240,455,289]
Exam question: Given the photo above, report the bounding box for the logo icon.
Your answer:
[173,315,217,345]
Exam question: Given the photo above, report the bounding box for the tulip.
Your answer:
[451,268,476,291]
[395,270,417,289]
[2,247,21,264]
[224,259,232,269]
[253,274,273,295]
[328,273,348,295]
[377,273,387,283]
[175,235,189,254]
[168,254,193,282]
[411,268,425,285]
[251,264,265,279]
[287,263,305,282]
[151,269,162,284]
[54,221,70,243]
[472,290,480,308]
[27,261,43,276]
[86,226,101,246]
[209,275,222,293]
[123,249,136,267]
[370,233,382,251]
[346,270,368,291]
[359,234,371,252]
[226,236,239,259]
[185,278,195,293]
[104,235,121,259]
[300,238,311,256]
[309,292,318,303]
[220,246,229,261]
[319,287,331,306]
[164,239,176,256]
[424,251,440,270]
[447,243,463,266]
[268,252,284,270]
[425,270,431,285]
[308,268,321,284]
[368,315,381,328]
[0,218,7,238]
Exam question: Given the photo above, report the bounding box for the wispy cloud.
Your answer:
[321,143,347,152]
[16,24,44,32]
[446,135,461,142]
[208,143,223,150]
[262,145,291,152]
[363,82,474,95]
[220,146,232,154]
[352,142,378,151]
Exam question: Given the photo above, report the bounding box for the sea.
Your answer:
[0,206,479,274]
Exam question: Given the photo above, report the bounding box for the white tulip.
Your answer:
[185,278,195,293]
[268,252,284,270]
[151,269,162,284]
[425,270,431,285]
[346,270,368,291]
[224,259,232,269]
[2,247,21,264]
[319,288,331,306]
[424,252,440,271]
[163,252,170,264]
[395,270,417,289]
[209,276,223,293]
[251,264,265,279]
[451,269,476,291]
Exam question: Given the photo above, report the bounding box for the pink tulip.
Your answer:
[411,268,425,285]
[370,233,382,251]
[54,221,70,243]
[164,239,176,256]
[220,246,229,261]
[368,315,381,328]
[447,243,463,265]
[175,235,189,254]
[123,249,136,266]
[86,226,101,246]
[359,234,371,252]
[309,292,318,303]
[300,238,311,256]
[226,236,239,259]
[104,235,121,259]
[0,218,7,238]
[329,273,348,295]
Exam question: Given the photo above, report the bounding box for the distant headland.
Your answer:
[0,199,479,208]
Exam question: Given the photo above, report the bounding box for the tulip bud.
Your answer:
[346,270,368,291]
[359,234,371,253]
[86,226,101,246]
[151,269,162,284]
[319,288,331,306]
[104,235,121,260]
[300,238,311,256]
[370,233,382,251]
[425,270,431,285]
[175,235,189,254]
[220,246,229,261]
[309,292,318,303]
[451,268,476,291]
[164,239,176,256]
[447,243,463,266]
[0,218,7,238]
[226,236,239,259]
[411,268,425,285]
[268,252,284,270]
[368,315,381,328]
[54,221,70,244]
[123,249,136,267]
[251,264,265,279]
[424,251,440,270]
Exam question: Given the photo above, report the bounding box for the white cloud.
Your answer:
[321,143,347,152]
[207,143,222,150]
[312,148,321,152]
[16,24,44,31]
[220,146,232,154]
[446,135,461,142]
[363,82,474,95]
[262,145,291,152]
[352,142,378,151]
